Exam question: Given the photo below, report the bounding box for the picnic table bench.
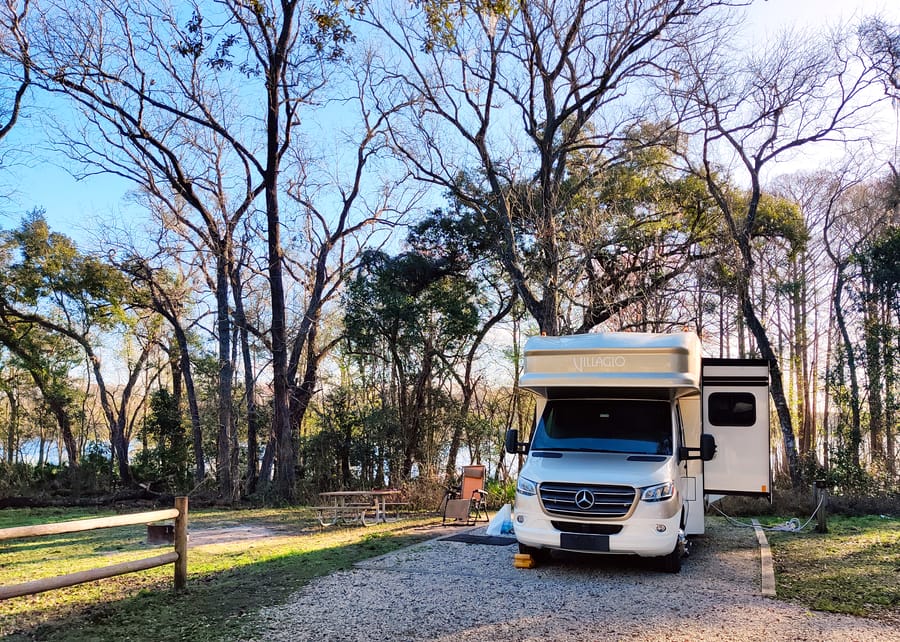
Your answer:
[313,502,372,527]
[315,490,406,527]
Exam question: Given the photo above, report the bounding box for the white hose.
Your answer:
[708,494,825,533]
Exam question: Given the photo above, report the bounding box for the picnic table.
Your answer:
[314,490,407,527]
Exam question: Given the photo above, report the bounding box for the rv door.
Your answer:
[702,359,772,499]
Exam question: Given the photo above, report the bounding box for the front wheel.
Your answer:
[657,545,682,573]
[518,542,552,564]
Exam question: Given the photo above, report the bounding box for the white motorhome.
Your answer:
[505,332,771,572]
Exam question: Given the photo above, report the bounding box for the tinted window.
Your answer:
[708,392,756,426]
[532,399,672,455]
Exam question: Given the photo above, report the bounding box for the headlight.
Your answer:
[641,481,676,502]
[516,476,537,497]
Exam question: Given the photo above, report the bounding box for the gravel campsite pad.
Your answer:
[248,522,899,641]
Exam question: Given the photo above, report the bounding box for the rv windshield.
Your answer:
[532,399,673,455]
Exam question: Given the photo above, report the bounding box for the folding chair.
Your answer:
[442,464,489,525]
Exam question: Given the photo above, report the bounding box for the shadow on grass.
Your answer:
[2,528,152,556]
[767,517,900,619]
[696,517,759,554]
[2,530,432,642]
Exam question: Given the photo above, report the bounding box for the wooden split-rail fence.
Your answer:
[0,496,188,600]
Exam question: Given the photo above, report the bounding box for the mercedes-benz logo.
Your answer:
[574,489,595,510]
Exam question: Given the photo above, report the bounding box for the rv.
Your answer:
[504,332,771,572]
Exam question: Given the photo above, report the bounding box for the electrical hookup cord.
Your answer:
[707,494,825,533]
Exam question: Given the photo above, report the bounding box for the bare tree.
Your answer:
[0,213,160,482]
[0,0,29,144]
[3,0,268,499]
[6,0,410,500]
[116,242,208,484]
[860,16,900,97]
[769,171,844,465]
[673,23,888,486]
[364,0,741,336]
[821,171,897,472]
[0,363,30,465]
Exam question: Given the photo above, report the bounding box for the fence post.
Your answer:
[814,480,828,533]
[174,496,188,590]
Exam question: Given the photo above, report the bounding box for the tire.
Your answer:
[518,543,551,564]
[658,545,682,573]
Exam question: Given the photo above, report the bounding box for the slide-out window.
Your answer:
[708,392,756,426]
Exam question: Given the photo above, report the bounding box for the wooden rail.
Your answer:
[0,496,188,600]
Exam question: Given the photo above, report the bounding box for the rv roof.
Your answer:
[524,332,699,353]
[520,332,701,397]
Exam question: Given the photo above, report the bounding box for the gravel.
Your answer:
[247,522,899,641]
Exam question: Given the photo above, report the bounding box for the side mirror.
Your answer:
[700,433,717,461]
[505,429,528,455]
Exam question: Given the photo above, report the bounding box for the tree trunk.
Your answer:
[214,252,237,502]
[288,331,321,452]
[882,305,896,480]
[232,271,260,493]
[258,434,276,490]
[170,341,183,412]
[263,3,298,501]
[832,268,862,468]
[4,389,16,464]
[171,322,205,483]
[402,348,433,478]
[44,393,78,470]
[22,369,78,470]
[268,187,294,500]
[445,388,474,478]
[863,296,885,461]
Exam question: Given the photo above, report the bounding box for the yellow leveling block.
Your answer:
[513,553,536,568]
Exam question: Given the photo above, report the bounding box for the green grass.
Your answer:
[0,505,441,641]
[5,507,899,639]
[762,514,900,621]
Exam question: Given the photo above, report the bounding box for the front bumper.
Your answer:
[513,492,681,557]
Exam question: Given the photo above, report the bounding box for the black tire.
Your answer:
[518,543,551,563]
[658,545,682,573]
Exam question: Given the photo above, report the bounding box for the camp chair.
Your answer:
[442,465,489,525]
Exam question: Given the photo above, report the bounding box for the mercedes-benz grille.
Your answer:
[539,482,636,518]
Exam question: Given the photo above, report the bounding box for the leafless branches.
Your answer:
[365,0,744,334]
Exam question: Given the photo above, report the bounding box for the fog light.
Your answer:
[656,524,667,533]
[516,514,525,524]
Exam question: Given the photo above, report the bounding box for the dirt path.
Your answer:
[246,522,899,641]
